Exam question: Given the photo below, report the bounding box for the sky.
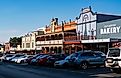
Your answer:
[0,0,121,43]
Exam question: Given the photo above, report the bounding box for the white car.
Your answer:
[11,57,20,62]
[16,55,33,63]
[4,54,15,61]
[105,48,121,73]
[9,54,25,62]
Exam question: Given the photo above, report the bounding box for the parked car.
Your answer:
[3,54,15,62]
[54,53,78,67]
[30,54,47,65]
[36,55,50,65]
[16,55,33,64]
[74,51,106,69]
[105,48,121,73]
[46,54,66,66]
[9,54,25,62]
[0,53,5,61]
[27,54,41,64]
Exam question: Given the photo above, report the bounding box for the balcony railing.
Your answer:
[36,35,96,41]
[64,35,96,41]
[64,36,78,41]
[36,37,63,41]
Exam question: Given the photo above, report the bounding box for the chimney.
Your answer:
[89,6,91,10]
[55,18,58,25]
[52,18,54,21]
[45,25,48,28]
[64,20,66,24]
[62,21,64,32]
[69,19,71,23]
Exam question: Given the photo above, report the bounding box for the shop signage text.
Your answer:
[100,24,121,34]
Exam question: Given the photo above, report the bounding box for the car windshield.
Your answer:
[50,55,58,58]
[65,53,78,60]
[15,55,24,57]
[65,56,71,60]
[108,49,120,57]
[41,55,48,58]
[20,56,26,58]
[28,56,33,58]
[95,52,106,56]
[6,55,14,57]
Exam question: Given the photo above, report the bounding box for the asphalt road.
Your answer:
[0,62,121,78]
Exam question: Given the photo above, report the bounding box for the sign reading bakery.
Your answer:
[97,19,121,39]
[100,24,120,34]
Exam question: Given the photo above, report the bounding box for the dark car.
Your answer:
[36,55,50,66]
[27,54,42,64]
[29,54,48,65]
[46,54,66,66]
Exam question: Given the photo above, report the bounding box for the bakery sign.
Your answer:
[100,24,121,34]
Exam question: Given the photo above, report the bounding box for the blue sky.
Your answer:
[0,0,121,43]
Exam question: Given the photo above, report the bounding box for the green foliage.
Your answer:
[9,37,22,47]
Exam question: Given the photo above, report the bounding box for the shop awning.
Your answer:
[81,38,110,43]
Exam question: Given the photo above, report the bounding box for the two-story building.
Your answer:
[76,6,121,53]
[0,44,4,53]
[21,28,45,54]
[21,6,121,54]
[5,42,10,53]
[36,18,81,55]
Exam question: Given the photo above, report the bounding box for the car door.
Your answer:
[81,52,97,65]
[94,53,105,64]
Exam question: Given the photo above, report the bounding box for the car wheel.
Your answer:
[20,60,24,64]
[80,62,88,69]
[110,68,121,73]
[96,65,101,68]
[63,63,68,68]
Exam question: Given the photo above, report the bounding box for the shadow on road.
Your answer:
[1,62,121,78]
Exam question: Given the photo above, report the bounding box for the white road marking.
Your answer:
[90,73,121,78]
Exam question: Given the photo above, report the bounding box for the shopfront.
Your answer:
[97,19,121,39]
[76,7,121,53]
[96,18,121,52]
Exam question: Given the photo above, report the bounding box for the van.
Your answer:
[105,48,121,73]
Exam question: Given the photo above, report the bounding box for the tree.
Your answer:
[9,37,22,47]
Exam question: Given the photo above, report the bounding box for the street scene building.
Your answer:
[2,6,121,55]
[21,28,45,54]
[1,0,121,77]
[0,44,4,53]
[4,42,10,53]
[36,18,80,55]
[76,6,121,54]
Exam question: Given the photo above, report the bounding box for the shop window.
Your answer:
[32,42,34,48]
[23,43,24,48]
[58,47,62,53]
[26,43,30,48]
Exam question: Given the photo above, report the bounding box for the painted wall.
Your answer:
[77,8,97,37]
[5,43,10,52]
[22,32,36,51]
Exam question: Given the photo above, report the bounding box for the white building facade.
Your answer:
[21,28,45,54]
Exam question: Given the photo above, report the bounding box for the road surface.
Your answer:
[0,62,121,78]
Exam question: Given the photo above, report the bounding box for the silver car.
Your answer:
[74,51,106,69]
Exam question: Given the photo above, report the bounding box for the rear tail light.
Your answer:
[107,58,113,63]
